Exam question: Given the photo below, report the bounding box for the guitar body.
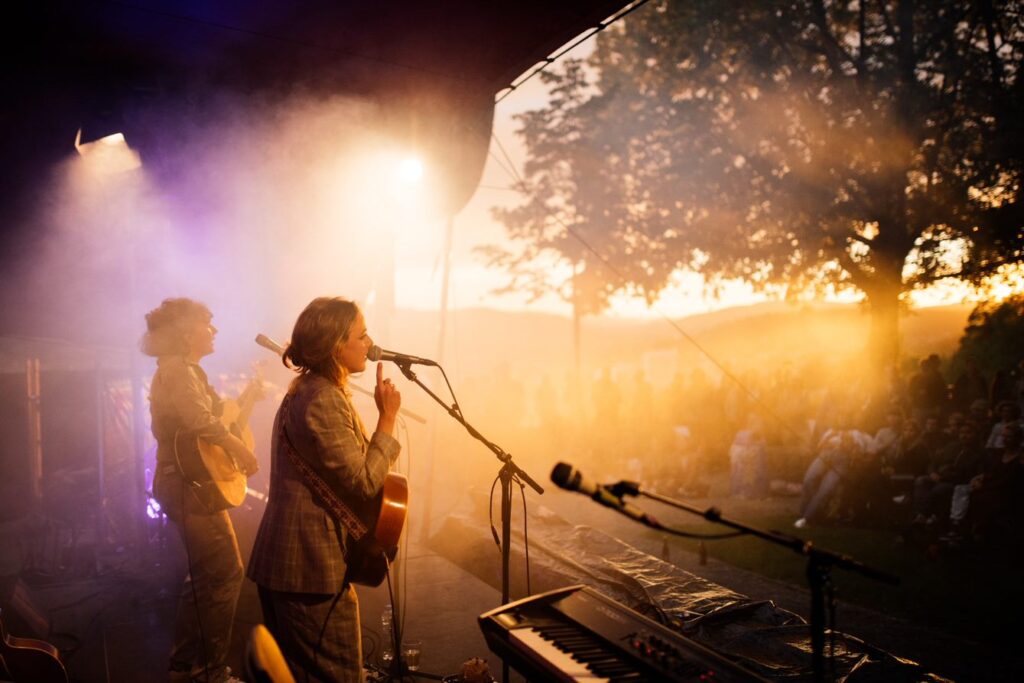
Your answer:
[175,395,257,511]
[344,472,409,587]
[0,612,68,683]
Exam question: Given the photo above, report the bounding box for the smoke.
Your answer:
[9,89,451,373]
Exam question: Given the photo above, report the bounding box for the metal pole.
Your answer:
[96,365,107,571]
[26,358,42,503]
[421,215,455,541]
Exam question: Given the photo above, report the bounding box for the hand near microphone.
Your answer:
[374,362,401,436]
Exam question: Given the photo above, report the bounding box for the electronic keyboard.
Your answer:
[479,585,766,682]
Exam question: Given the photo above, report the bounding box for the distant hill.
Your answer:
[389,301,973,385]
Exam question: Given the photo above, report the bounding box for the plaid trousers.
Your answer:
[257,584,364,683]
[156,467,245,683]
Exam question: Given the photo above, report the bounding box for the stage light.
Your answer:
[397,157,424,184]
[74,128,141,173]
[146,497,164,520]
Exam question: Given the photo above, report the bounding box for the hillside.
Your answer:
[388,301,973,386]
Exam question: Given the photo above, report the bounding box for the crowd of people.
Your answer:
[452,350,1024,553]
[788,354,1024,549]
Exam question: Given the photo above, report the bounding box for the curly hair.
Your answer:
[284,297,360,388]
[140,298,212,357]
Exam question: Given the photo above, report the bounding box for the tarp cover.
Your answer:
[430,504,950,682]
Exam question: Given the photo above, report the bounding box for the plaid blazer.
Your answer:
[247,374,400,593]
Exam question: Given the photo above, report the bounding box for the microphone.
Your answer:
[551,462,659,527]
[255,333,286,356]
[368,345,437,366]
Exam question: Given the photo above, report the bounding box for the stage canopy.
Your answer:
[1,1,631,223]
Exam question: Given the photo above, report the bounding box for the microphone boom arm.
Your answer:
[393,361,544,495]
[618,481,900,683]
[254,333,427,424]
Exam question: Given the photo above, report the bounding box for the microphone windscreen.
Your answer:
[255,334,285,356]
[367,345,383,362]
[551,462,574,490]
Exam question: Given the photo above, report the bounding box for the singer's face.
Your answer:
[185,317,217,361]
[337,310,372,374]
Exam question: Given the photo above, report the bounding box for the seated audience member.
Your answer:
[946,422,1024,546]
[969,398,993,443]
[888,418,930,506]
[871,410,902,462]
[985,400,1022,450]
[794,413,872,529]
[912,420,985,526]
[943,410,966,439]
[729,413,767,499]
[847,411,921,524]
[891,418,929,478]
[919,413,945,453]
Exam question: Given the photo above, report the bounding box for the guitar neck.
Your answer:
[234,378,261,428]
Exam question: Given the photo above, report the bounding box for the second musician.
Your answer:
[247,296,401,682]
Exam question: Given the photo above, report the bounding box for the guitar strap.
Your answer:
[278,395,369,541]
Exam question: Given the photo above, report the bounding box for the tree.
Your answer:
[951,295,1024,379]
[488,0,1024,367]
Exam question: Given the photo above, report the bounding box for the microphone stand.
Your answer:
[606,481,899,683]
[394,360,544,683]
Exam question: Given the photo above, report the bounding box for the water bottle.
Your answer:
[381,605,394,665]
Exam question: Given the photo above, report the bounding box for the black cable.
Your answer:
[490,135,521,188]
[487,0,808,442]
[46,589,106,614]
[383,556,405,682]
[656,526,746,540]
[313,586,345,683]
[396,415,411,645]
[488,475,501,549]
[435,365,462,420]
[518,478,531,595]
[486,149,519,187]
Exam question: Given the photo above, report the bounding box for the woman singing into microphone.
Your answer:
[247,297,401,682]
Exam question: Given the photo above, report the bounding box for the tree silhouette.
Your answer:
[487,0,1024,365]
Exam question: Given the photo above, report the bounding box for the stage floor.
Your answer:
[8,490,1023,683]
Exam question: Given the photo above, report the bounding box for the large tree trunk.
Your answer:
[867,287,900,370]
[867,207,912,375]
[864,264,905,382]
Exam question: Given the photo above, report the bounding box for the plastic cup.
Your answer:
[402,640,422,671]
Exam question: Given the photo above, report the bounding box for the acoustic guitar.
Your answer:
[345,471,408,586]
[174,365,265,511]
[0,610,68,683]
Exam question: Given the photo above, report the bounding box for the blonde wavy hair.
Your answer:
[140,298,212,357]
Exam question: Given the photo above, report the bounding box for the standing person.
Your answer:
[908,354,948,422]
[143,298,259,683]
[247,297,401,683]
